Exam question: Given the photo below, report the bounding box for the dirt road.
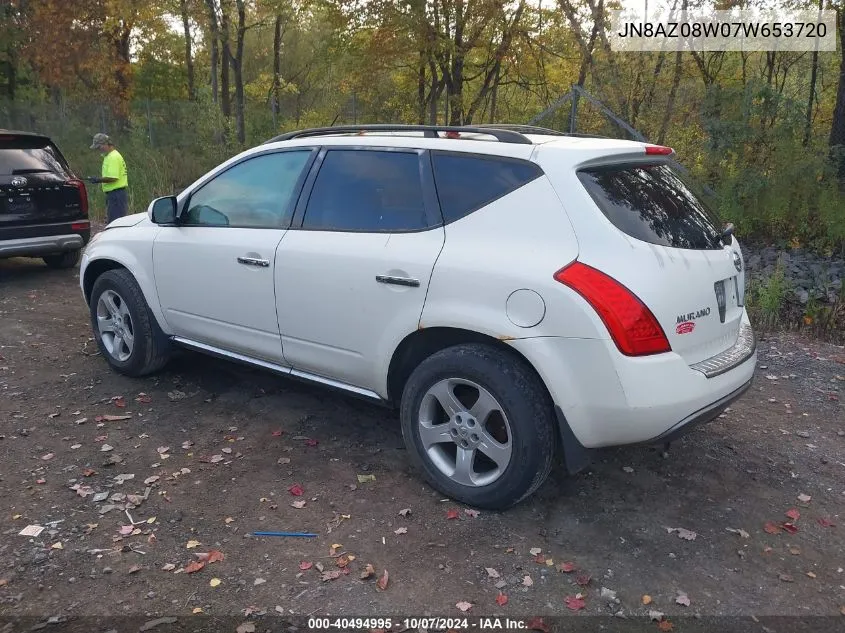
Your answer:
[1,257,844,628]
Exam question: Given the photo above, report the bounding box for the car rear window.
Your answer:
[577,163,723,250]
[0,136,68,176]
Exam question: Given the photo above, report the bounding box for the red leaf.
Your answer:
[533,554,546,564]
[185,560,205,574]
[658,620,674,632]
[818,517,836,528]
[558,562,576,573]
[376,569,389,591]
[575,574,591,587]
[785,509,800,521]
[288,484,304,496]
[113,397,126,408]
[271,429,283,437]
[82,468,96,477]
[446,509,460,520]
[495,592,508,606]
[305,439,319,447]
[564,595,585,611]
[782,522,799,534]
[299,561,313,571]
[764,522,782,534]
[135,393,152,404]
[525,618,550,633]
[207,550,224,563]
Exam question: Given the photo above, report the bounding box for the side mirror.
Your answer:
[149,196,178,224]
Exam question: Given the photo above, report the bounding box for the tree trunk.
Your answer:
[220,0,232,119]
[489,64,500,123]
[204,0,219,105]
[829,6,845,184]
[232,0,246,144]
[272,14,282,123]
[657,0,686,146]
[417,49,426,124]
[113,21,132,131]
[180,0,195,100]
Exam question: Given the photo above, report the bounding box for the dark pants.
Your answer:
[105,188,129,223]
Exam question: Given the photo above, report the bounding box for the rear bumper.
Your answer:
[0,221,90,258]
[507,313,757,465]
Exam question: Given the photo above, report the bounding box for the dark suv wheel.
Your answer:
[43,250,80,269]
[89,269,172,376]
[400,343,557,510]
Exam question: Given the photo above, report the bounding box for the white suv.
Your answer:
[80,124,757,509]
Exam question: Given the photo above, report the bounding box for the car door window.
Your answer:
[184,151,311,228]
[302,150,430,232]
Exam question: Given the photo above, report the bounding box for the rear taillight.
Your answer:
[554,262,671,356]
[645,145,673,155]
[68,178,89,216]
[71,221,90,231]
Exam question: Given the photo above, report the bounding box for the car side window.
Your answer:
[183,151,311,228]
[302,150,430,232]
[431,153,543,224]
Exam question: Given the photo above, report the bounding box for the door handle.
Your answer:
[376,275,420,288]
[237,256,270,268]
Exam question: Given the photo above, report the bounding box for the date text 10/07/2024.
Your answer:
[307,617,533,630]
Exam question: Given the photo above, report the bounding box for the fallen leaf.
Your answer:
[575,573,591,587]
[658,620,674,632]
[446,509,460,520]
[192,608,203,615]
[291,500,306,509]
[455,601,472,612]
[330,544,342,555]
[394,527,407,535]
[807,571,817,579]
[82,468,96,477]
[529,547,542,556]
[464,509,480,518]
[361,564,375,579]
[236,623,256,633]
[128,565,142,575]
[667,527,697,541]
[271,429,283,437]
[676,594,690,607]
[51,542,63,550]
[642,595,653,605]
[525,618,549,633]
[523,575,533,587]
[818,518,836,528]
[305,438,319,446]
[96,415,131,422]
[119,525,134,536]
[558,562,576,573]
[209,578,221,587]
[186,540,201,549]
[726,528,750,539]
[321,570,342,581]
[185,560,205,574]
[495,592,508,606]
[100,444,114,452]
[785,509,801,521]
[564,595,585,611]
[113,397,126,408]
[253,578,266,586]
[779,573,794,583]
[41,453,54,461]
[144,476,160,485]
[649,610,665,621]
[135,393,152,404]
[782,522,799,534]
[221,447,232,454]
[376,569,389,591]
[798,493,812,503]
[533,554,545,564]
[225,517,235,524]
[486,567,500,578]
[336,556,351,568]
[398,508,411,517]
[764,522,782,534]
[357,474,376,483]
[288,484,304,496]
[161,563,176,571]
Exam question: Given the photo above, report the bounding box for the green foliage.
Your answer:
[746,261,790,330]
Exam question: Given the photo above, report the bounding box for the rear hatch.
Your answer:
[573,159,745,365]
[0,132,87,228]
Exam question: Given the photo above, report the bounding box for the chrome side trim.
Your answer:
[171,336,383,400]
[689,322,756,379]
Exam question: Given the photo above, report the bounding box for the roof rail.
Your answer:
[264,124,533,145]
[472,124,611,140]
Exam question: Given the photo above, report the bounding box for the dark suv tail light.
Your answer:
[68,178,89,216]
[554,262,671,356]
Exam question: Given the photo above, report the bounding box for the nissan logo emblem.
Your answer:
[733,251,742,273]
[10,176,27,187]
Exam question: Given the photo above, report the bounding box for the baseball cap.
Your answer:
[90,133,111,149]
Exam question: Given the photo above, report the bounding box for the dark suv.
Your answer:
[0,129,90,269]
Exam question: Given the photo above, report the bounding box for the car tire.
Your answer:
[400,343,557,510]
[89,268,171,377]
[43,250,80,269]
